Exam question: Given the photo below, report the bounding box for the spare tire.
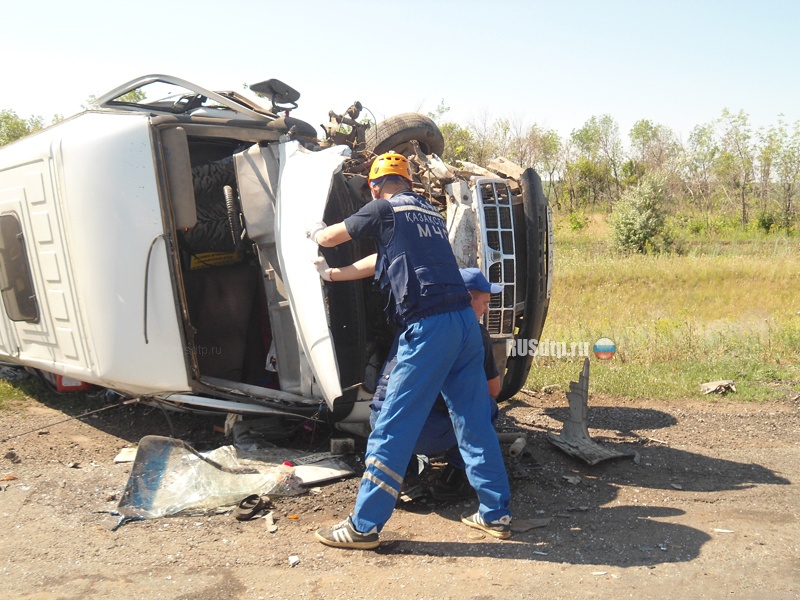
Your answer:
[366,113,445,157]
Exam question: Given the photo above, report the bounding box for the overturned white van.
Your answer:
[0,75,552,428]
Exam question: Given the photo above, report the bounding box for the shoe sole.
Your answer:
[461,516,511,539]
[314,530,380,550]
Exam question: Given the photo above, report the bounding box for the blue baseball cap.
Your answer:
[460,268,503,294]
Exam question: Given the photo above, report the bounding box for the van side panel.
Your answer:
[0,158,90,372]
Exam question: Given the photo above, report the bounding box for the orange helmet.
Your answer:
[368,152,412,184]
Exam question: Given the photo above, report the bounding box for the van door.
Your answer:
[274,141,349,408]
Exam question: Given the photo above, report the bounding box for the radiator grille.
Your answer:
[477,179,517,335]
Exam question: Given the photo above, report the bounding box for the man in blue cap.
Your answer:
[369,267,504,499]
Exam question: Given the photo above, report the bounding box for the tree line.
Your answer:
[430,104,799,233]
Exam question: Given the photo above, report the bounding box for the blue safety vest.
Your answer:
[375,192,470,325]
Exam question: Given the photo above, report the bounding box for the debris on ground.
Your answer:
[115,435,354,522]
[113,447,137,463]
[547,359,638,465]
[700,380,737,395]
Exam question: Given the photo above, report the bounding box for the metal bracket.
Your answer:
[547,358,636,465]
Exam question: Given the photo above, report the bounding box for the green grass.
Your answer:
[527,214,800,401]
[0,378,33,410]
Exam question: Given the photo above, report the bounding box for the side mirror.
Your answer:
[249,79,300,111]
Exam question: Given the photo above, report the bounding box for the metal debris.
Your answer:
[547,358,637,465]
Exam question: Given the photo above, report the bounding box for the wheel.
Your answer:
[497,168,552,401]
[365,113,445,157]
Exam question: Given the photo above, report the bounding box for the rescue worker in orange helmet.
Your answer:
[306,152,512,549]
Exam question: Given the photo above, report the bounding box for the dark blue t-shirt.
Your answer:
[343,198,394,245]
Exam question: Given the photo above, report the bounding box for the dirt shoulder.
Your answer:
[1,389,798,600]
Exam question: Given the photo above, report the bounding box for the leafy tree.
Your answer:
[0,110,46,146]
[466,109,498,166]
[717,109,755,228]
[570,115,623,205]
[756,124,780,217]
[681,123,720,227]
[532,127,563,201]
[629,119,680,179]
[439,121,477,165]
[426,99,451,124]
[774,117,800,230]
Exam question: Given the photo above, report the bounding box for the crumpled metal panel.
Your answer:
[548,358,636,465]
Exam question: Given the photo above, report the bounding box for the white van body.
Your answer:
[0,75,552,427]
[0,112,188,391]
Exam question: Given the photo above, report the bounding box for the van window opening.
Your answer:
[0,214,39,322]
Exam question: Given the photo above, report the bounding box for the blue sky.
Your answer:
[2,0,798,144]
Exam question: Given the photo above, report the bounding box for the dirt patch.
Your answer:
[1,387,798,600]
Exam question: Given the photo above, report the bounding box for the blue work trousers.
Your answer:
[370,398,498,469]
[352,307,511,533]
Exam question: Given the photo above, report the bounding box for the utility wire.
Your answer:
[1,398,139,444]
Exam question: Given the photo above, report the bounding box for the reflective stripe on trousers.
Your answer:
[351,307,511,533]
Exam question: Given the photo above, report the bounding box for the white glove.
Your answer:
[313,256,333,281]
[306,220,327,244]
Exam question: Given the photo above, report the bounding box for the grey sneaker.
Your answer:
[461,512,512,539]
[315,517,380,549]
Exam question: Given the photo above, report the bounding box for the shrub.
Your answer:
[566,210,589,231]
[755,212,777,234]
[610,176,669,253]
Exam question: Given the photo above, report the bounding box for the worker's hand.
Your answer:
[312,256,333,281]
[306,221,327,244]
